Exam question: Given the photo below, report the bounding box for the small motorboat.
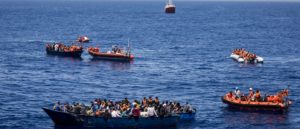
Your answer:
[165,0,175,13]
[230,48,263,63]
[77,36,90,43]
[222,89,291,113]
[88,45,134,62]
[46,43,83,58]
[42,108,180,128]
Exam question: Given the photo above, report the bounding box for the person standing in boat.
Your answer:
[255,90,261,101]
[234,87,241,99]
[248,88,255,101]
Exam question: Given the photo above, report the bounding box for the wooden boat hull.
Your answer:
[43,108,179,128]
[179,113,196,121]
[43,108,81,126]
[165,7,175,13]
[221,96,289,113]
[88,50,134,62]
[46,49,83,58]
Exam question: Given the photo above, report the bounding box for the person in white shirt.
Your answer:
[234,87,241,99]
[111,108,121,117]
[147,106,158,117]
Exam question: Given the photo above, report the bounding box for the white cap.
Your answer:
[249,88,253,91]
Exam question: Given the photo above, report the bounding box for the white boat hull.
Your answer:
[230,53,264,63]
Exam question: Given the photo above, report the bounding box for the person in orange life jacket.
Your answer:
[227,91,233,98]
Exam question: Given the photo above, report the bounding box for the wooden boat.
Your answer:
[77,36,90,43]
[221,90,291,113]
[165,0,175,13]
[42,108,180,128]
[88,45,134,62]
[230,49,263,63]
[46,43,83,58]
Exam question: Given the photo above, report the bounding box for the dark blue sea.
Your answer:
[0,1,300,129]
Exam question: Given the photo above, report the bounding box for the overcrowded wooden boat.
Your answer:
[230,48,263,63]
[42,97,196,128]
[88,45,134,61]
[46,43,83,58]
[222,88,291,113]
[43,108,179,128]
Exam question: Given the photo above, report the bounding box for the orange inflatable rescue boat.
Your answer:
[88,45,134,62]
[222,89,292,113]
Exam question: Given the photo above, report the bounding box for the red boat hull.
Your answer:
[165,7,175,13]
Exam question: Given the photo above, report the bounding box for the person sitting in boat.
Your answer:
[183,102,194,113]
[111,108,121,117]
[157,104,166,117]
[227,91,234,99]
[62,103,72,113]
[53,101,62,111]
[173,102,181,114]
[147,105,158,117]
[255,90,261,101]
[131,104,141,119]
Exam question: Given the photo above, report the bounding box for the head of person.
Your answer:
[235,87,239,91]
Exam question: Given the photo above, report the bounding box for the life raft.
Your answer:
[77,36,90,43]
[230,53,264,63]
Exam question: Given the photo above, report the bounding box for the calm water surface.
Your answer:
[0,1,300,129]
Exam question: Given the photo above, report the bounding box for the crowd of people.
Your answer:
[46,43,83,52]
[232,48,257,61]
[227,87,289,103]
[52,97,195,118]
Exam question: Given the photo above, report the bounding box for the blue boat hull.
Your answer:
[43,108,179,128]
[43,108,81,126]
[179,113,196,121]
